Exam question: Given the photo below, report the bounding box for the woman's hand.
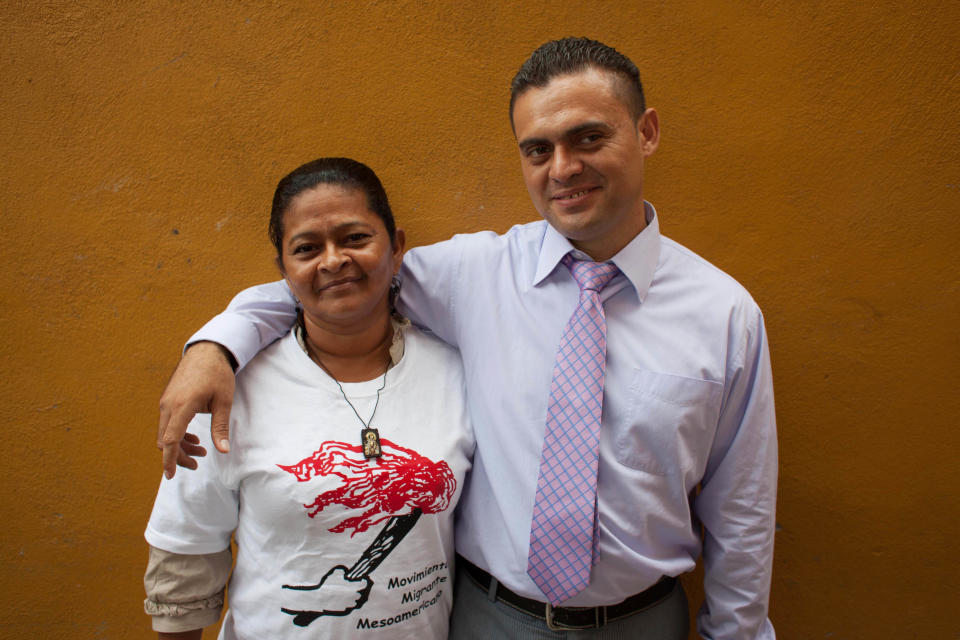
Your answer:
[157,341,236,478]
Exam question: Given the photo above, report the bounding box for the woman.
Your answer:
[144,158,474,639]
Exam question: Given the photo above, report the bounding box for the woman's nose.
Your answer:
[318,245,349,272]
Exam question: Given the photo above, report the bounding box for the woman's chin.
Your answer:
[302,303,389,332]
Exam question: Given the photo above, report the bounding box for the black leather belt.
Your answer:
[458,555,677,631]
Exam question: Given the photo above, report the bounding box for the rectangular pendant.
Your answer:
[361,428,382,459]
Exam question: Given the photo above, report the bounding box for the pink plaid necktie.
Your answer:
[527,255,620,605]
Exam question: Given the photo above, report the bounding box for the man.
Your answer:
[157,38,777,638]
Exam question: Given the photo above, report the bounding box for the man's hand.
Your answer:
[157,341,236,479]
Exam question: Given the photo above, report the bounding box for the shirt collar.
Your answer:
[533,201,661,301]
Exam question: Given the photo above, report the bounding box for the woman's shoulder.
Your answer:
[235,328,312,388]
[402,322,460,362]
[398,323,466,385]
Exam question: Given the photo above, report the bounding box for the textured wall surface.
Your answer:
[1,2,958,638]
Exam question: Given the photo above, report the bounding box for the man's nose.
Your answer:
[549,147,582,183]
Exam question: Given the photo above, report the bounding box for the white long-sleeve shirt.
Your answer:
[191,203,778,639]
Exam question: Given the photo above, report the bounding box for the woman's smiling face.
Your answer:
[279,184,404,331]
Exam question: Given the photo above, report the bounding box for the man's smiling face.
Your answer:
[512,67,659,261]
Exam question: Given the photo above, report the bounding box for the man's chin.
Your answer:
[545,214,600,242]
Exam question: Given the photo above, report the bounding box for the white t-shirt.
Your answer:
[146,325,474,639]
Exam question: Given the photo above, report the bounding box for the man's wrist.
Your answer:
[185,341,239,372]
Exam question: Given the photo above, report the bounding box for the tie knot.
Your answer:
[564,255,620,292]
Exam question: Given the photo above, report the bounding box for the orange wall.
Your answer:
[2,2,957,638]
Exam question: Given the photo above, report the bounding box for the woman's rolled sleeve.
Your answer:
[144,545,232,633]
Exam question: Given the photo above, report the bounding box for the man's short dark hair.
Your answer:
[509,37,645,127]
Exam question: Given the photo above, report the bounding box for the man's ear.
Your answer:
[638,107,660,156]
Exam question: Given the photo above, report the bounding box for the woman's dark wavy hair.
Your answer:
[268,157,396,259]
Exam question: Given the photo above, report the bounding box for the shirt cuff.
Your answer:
[187,312,265,371]
[147,598,223,632]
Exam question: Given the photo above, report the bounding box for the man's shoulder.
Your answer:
[657,234,762,314]
[454,221,548,284]
[405,220,545,276]
[448,219,547,254]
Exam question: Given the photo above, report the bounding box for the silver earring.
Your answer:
[389,275,401,309]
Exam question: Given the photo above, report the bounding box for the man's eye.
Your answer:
[345,233,370,243]
[292,244,316,254]
[526,145,550,158]
[579,133,602,145]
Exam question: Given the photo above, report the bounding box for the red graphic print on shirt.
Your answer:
[275,439,456,627]
[278,438,456,534]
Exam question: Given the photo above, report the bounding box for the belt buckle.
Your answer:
[544,603,564,632]
[544,603,602,631]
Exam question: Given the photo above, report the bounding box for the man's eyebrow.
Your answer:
[517,121,612,149]
[565,121,612,137]
[517,136,550,150]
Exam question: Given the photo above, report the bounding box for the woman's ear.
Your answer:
[392,228,406,272]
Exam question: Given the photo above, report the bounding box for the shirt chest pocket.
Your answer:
[613,369,723,476]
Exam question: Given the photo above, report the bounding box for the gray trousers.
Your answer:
[449,567,689,639]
